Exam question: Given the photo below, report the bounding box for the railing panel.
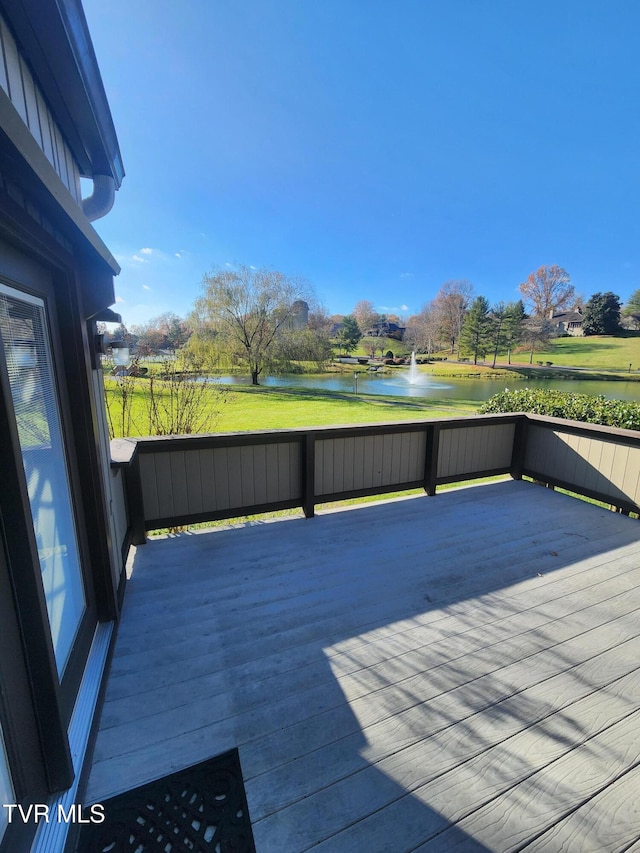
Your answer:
[437,422,515,480]
[314,430,426,497]
[524,423,640,509]
[139,440,302,523]
[112,414,640,545]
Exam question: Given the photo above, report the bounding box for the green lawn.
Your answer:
[104,378,478,438]
[354,332,640,375]
[216,385,478,431]
[508,333,640,372]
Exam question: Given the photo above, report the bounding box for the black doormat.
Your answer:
[76,748,256,852]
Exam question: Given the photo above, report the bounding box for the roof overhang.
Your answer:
[1,0,124,186]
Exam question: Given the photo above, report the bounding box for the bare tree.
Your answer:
[353,300,378,335]
[190,265,313,385]
[146,356,228,435]
[521,316,554,364]
[432,280,474,354]
[104,372,139,439]
[519,265,574,318]
[405,303,439,356]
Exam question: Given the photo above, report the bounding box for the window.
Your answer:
[0,284,86,675]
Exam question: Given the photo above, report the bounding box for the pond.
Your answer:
[210,370,640,404]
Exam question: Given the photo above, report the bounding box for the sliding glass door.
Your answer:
[0,283,86,676]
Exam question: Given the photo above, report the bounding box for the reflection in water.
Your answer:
[208,371,640,403]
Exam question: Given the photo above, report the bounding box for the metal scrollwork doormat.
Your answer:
[76,748,256,852]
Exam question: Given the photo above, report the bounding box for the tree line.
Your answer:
[101,264,640,384]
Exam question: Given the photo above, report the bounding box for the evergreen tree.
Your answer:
[489,302,507,368]
[336,315,362,354]
[502,300,526,364]
[622,289,640,329]
[460,296,491,364]
[582,292,621,335]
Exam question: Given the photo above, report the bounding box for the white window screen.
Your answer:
[0,283,85,676]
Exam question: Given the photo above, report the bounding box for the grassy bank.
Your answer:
[104,377,478,438]
[351,332,640,377]
[507,333,640,373]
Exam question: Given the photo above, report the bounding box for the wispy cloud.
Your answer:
[142,284,151,291]
[132,254,147,263]
[400,272,414,279]
[140,247,153,255]
[115,295,125,303]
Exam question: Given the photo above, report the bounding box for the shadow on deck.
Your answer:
[86,480,640,852]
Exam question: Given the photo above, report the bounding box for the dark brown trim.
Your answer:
[0,379,74,793]
[0,535,48,802]
[12,258,101,722]
[525,413,640,446]
[302,434,315,519]
[316,480,426,505]
[510,414,528,480]
[145,499,303,532]
[0,226,116,799]
[126,451,146,546]
[127,413,522,455]
[0,106,119,276]
[435,466,512,486]
[54,267,117,622]
[116,565,127,611]
[135,432,309,453]
[522,468,640,515]
[424,423,438,496]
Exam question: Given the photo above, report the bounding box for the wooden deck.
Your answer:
[85,480,640,852]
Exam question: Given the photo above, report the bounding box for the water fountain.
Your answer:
[406,351,421,385]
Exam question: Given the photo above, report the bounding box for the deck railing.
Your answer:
[109,413,640,564]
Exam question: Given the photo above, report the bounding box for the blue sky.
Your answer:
[82,0,640,328]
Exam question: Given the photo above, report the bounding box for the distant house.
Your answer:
[549,308,584,336]
[365,321,406,340]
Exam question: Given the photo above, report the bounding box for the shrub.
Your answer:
[479,388,640,431]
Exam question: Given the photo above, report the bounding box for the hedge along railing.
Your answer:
[109,412,640,557]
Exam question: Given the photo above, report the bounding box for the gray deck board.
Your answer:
[85,480,640,852]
